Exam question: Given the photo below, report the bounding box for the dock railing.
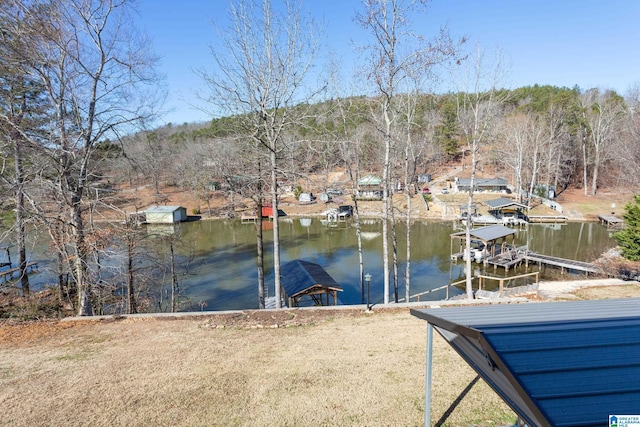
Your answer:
[477,271,539,293]
[408,277,472,302]
[407,271,539,302]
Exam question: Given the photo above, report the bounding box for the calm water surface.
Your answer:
[169,219,616,311]
[19,219,617,311]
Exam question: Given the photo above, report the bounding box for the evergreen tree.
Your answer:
[435,99,459,156]
[613,195,640,261]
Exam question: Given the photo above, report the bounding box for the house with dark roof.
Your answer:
[279,260,343,307]
[455,177,509,193]
[485,197,530,223]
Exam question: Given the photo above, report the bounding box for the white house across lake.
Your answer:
[144,206,187,224]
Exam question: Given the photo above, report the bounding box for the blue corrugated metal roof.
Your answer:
[411,299,640,427]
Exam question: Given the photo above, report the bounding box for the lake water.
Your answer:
[157,219,616,311]
[18,219,617,311]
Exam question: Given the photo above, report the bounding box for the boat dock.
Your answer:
[528,215,568,223]
[598,214,624,230]
[486,247,598,274]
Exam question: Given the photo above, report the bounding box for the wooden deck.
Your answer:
[598,214,624,230]
[486,247,598,274]
[528,215,568,223]
[524,252,598,274]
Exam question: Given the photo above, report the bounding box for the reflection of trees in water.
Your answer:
[26,220,616,312]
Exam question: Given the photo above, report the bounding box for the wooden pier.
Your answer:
[486,247,598,274]
[524,252,598,274]
[598,214,624,230]
[528,215,568,223]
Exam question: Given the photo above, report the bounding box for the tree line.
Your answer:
[2,0,639,316]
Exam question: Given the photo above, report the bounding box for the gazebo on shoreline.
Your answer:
[279,260,343,308]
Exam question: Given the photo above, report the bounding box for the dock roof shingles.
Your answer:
[280,260,342,299]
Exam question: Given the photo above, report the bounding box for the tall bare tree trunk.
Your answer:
[12,127,30,296]
[270,150,282,308]
[256,197,265,309]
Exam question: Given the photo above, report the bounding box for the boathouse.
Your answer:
[411,298,640,427]
[450,224,516,262]
[144,206,187,224]
[484,197,529,223]
[279,260,342,307]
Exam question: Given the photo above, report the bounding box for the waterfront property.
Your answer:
[450,224,517,263]
[356,175,383,199]
[454,177,509,193]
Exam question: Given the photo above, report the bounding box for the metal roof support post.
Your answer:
[424,323,433,427]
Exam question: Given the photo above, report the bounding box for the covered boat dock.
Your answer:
[279,260,343,308]
[450,224,516,263]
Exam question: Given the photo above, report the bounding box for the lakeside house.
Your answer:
[455,177,509,193]
[356,175,383,200]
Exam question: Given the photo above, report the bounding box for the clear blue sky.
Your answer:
[134,0,640,125]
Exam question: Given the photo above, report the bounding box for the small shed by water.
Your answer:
[144,206,187,224]
[279,260,342,307]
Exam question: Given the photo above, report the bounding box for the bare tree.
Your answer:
[199,0,320,309]
[496,111,546,204]
[0,0,54,296]
[454,45,507,299]
[620,85,640,183]
[356,0,460,304]
[579,88,626,196]
[397,90,435,302]
[11,0,161,315]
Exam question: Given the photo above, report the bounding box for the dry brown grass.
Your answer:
[4,286,640,427]
[0,309,514,427]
